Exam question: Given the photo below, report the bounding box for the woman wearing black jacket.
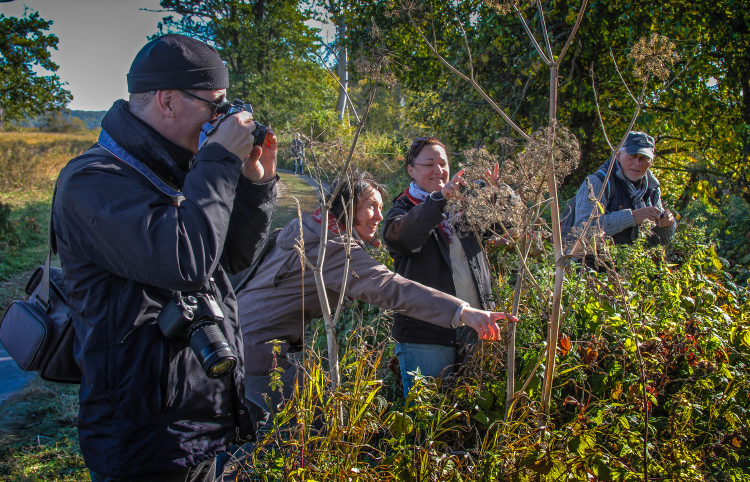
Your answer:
[382,137,502,396]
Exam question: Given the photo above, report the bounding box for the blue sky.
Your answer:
[1,1,334,112]
[1,0,171,111]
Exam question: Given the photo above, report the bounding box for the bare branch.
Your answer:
[556,0,589,62]
[610,47,637,103]
[512,3,550,65]
[308,49,361,124]
[536,0,553,60]
[408,13,531,141]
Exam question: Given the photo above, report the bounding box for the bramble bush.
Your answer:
[238,221,749,481]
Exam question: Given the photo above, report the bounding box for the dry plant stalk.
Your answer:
[390,0,590,425]
[294,24,393,391]
[570,33,682,482]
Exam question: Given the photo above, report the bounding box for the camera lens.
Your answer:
[187,321,237,379]
[252,122,268,146]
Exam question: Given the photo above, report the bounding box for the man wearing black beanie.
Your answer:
[53,34,277,481]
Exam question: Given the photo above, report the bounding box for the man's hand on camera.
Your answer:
[657,209,675,227]
[242,130,277,183]
[206,111,256,161]
[632,206,663,225]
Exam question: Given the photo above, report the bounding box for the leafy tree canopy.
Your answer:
[155,0,337,128]
[344,0,749,205]
[0,9,72,129]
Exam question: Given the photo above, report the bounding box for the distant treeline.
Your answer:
[17,110,106,130]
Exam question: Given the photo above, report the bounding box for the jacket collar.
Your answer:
[100,100,195,189]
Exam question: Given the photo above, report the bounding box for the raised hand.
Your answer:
[441,169,466,200]
[242,129,277,183]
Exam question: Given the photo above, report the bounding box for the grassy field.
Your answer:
[0,132,323,481]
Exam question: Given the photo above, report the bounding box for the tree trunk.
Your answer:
[336,19,348,122]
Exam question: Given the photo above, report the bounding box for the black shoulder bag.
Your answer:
[0,185,81,384]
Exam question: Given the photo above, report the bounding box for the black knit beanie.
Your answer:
[127,34,229,93]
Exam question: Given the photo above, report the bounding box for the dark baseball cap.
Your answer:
[127,34,229,93]
[623,131,655,160]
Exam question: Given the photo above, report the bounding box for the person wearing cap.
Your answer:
[53,34,277,480]
[573,131,676,246]
[291,133,305,174]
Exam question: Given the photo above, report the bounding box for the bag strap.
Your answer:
[593,170,611,201]
[37,145,117,312]
[37,181,60,313]
[98,130,184,205]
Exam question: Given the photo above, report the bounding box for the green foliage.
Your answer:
[0,378,85,481]
[345,0,749,205]
[234,223,750,481]
[0,9,72,130]
[683,196,750,285]
[38,112,87,133]
[156,0,338,128]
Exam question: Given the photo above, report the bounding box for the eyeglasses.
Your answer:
[412,161,447,169]
[179,90,227,116]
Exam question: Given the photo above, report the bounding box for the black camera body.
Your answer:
[222,99,268,147]
[156,292,237,379]
[199,99,268,148]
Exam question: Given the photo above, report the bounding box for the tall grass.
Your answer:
[228,226,750,481]
[0,132,98,190]
[0,132,97,283]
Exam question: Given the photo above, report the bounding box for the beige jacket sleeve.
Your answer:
[319,235,463,329]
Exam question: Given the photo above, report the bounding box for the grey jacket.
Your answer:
[237,213,465,376]
[573,166,676,245]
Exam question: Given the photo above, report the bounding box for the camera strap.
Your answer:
[98,130,185,203]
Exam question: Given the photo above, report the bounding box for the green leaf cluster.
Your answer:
[0,10,72,129]
[156,0,338,128]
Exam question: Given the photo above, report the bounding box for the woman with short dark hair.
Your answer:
[382,137,499,396]
[236,169,511,419]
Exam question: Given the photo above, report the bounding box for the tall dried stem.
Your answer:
[400,0,589,425]
[299,38,388,390]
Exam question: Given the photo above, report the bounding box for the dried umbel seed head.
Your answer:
[386,0,424,19]
[352,21,400,87]
[497,123,581,202]
[629,33,680,81]
[445,148,524,235]
[484,0,534,15]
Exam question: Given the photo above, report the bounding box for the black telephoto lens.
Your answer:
[187,321,237,378]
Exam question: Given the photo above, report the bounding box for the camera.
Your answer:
[156,292,237,379]
[199,98,268,148]
[659,210,666,219]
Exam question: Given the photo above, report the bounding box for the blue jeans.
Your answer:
[395,341,456,397]
[293,158,304,174]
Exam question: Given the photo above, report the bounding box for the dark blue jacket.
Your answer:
[382,191,492,347]
[53,100,276,476]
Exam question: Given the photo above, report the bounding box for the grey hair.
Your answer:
[128,92,156,113]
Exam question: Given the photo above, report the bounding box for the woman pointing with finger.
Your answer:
[382,136,508,397]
